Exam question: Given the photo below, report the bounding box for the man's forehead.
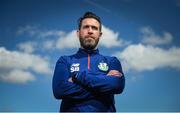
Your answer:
[81,18,100,26]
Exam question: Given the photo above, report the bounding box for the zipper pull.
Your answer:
[88,54,90,70]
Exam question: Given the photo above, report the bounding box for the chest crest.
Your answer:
[98,62,109,71]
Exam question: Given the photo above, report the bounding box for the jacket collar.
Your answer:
[77,48,99,55]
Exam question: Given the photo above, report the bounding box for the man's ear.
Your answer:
[99,32,102,37]
[76,30,79,38]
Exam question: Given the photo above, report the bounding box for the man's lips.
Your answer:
[85,35,95,39]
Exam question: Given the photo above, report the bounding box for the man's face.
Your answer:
[77,18,102,50]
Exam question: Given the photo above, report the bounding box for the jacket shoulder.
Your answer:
[56,52,77,64]
[99,54,120,63]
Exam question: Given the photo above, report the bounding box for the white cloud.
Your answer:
[43,40,56,49]
[115,44,180,72]
[100,25,129,48]
[16,25,38,36]
[56,30,79,49]
[39,30,65,38]
[140,27,173,46]
[16,25,65,38]
[17,41,37,53]
[0,47,52,84]
[0,69,35,84]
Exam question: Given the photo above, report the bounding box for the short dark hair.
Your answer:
[78,12,102,31]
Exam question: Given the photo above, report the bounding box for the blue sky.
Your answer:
[0,0,180,112]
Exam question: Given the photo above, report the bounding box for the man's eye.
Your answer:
[83,25,98,31]
[83,26,89,29]
[92,26,98,30]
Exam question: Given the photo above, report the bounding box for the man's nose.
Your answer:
[87,27,93,34]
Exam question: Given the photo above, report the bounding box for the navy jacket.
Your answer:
[52,48,125,112]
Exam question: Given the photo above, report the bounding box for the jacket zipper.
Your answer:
[88,54,90,70]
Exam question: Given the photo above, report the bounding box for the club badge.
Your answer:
[98,62,109,71]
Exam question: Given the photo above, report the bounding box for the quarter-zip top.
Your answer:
[53,48,125,112]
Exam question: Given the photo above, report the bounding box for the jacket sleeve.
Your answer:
[52,56,91,100]
[73,57,125,94]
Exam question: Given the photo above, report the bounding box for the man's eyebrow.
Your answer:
[83,25,98,29]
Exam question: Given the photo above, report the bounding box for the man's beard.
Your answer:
[79,36,99,50]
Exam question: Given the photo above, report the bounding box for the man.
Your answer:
[52,12,125,112]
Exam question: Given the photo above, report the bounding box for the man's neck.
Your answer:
[80,46,97,51]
